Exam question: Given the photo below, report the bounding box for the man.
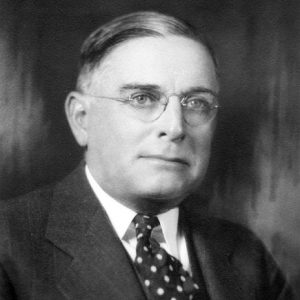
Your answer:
[0,11,294,300]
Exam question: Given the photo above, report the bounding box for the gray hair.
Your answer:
[76,11,218,91]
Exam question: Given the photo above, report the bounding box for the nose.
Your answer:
[157,95,185,142]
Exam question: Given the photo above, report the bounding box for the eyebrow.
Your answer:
[186,87,219,97]
[120,84,161,93]
[119,83,218,97]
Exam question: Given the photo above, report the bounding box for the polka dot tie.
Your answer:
[133,214,201,300]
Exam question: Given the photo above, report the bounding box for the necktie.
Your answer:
[133,214,201,300]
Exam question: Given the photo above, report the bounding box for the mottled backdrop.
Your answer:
[0,0,299,298]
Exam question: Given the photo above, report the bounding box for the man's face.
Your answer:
[82,36,219,213]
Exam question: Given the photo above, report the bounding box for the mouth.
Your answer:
[140,155,189,166]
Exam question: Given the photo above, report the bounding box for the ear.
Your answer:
[65,91,89,147]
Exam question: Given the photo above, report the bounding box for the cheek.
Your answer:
[87,106,144,159]
[86,107,118,158]
[190,127,215,169]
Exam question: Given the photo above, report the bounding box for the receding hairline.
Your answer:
[77,34,217,94]
[76,11,218,92]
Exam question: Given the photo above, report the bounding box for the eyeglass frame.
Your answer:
[80,90,220,126]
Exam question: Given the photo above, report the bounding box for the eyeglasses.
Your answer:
[82,90,219,126]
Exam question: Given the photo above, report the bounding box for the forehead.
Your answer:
[88,36,218,93]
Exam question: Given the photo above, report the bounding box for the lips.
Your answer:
[140,154,189,166]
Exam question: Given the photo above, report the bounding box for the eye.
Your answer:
[129,92,160,108]
[184,94,214,111]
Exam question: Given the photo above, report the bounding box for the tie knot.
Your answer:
[133,214,159,240]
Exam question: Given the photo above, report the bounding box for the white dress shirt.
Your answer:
[85,166,191,273]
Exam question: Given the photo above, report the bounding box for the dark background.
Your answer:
[1,0,299,297]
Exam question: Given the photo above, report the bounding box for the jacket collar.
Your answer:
[45,163,251,300]
[45,163,146,299]
[182,208,253,300]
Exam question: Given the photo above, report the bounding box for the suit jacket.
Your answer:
[0,164,294,300]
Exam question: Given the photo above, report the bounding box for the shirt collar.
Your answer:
[85,165,135,240]
[85,165,179,247]
[157,208,179,252]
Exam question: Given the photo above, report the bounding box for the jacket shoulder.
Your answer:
[190,217,261,247]
[195,217,274,264]
[0,184,54,242]
[189,217,296,299]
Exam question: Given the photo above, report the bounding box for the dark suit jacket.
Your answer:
[0,164,294,300]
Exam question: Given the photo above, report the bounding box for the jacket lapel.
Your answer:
[186,216,251,300]
[45,164,146,300]
[45,164,253,300]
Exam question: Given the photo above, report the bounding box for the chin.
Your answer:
[138,179,193,201]
[126,176,199,213]
[134,192,182,214]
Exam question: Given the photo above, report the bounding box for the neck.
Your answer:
[121,196,184,215]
